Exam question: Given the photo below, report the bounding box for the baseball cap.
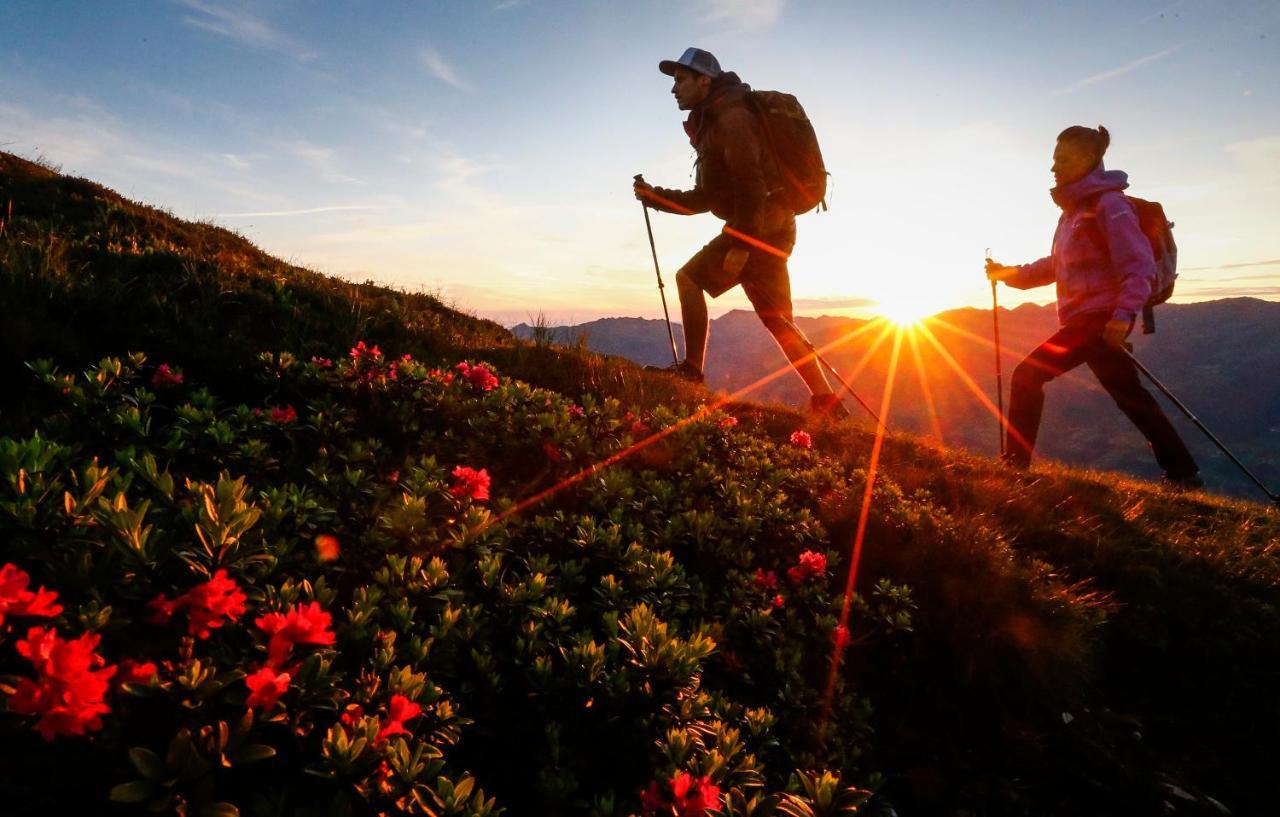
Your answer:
[658,47,722,79]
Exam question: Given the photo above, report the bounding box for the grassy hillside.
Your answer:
[1,152,1278,817]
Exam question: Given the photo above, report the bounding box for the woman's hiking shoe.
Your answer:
[644,360,704,384]
[1162,471,1204,491]
[808,393,850,420]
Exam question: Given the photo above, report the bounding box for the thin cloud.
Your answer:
[495,0,530,9]
[214,205,389,218]
[178,0,315,59]
[701,0,783,29]
[1060,44,1182,93]
[1182,259,1280,272]
[284,141,358,184]
[420,48,469,90]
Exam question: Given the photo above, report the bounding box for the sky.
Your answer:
[3,0,1278,326]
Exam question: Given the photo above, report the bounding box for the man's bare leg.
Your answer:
[761,315,833,396]
[676,269,709,372]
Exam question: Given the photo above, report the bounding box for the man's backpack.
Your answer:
[745,90,828,214]
[1090,194,1178,334]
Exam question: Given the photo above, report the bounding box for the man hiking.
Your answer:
[986,125,1202,487]
[633,47,846,418]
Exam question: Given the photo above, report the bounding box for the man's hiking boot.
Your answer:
[808,393,850,421]
[1162,471,1204,491]
[644,360,704,384]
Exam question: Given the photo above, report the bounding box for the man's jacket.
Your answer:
[1004,164,1157,325]
[650,73,792,255]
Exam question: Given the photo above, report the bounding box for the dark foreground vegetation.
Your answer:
[1,152,1277,816]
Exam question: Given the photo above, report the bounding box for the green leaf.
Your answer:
[109,780,157,803]
[128,747,165,780]
[233,744,277,764]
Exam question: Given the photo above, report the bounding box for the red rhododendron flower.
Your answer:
[310,356,334,369]
[718,416,739,430]
[314,533,341,562]
[0,563,62,627]
[641,771,722,817]
[256,601,336,667]
[375,694,422,744]
[455,361,499,391]
[753,568,778,592]
[630,420,651,437]
[787,550,828,586]
[10,626,116,741]
[114,659,158,688]
[269,404,297,424]
[789,429,812,449]
[798,550,827,575]
[568,404,585,418]
[147,570,247,639]
[245,666,291,710]
[772,594,786,609]
[349,341,382,361]
[449,466,490,501]
[151,364,184,388]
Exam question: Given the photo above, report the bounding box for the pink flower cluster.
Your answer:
[455,361,499,391]
[787,550,828,586]
[789,429,812,449]
[268,404,298,424]
[641,771,721,817]
[148,570,248,639]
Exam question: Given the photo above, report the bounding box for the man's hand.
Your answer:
[1102,318,1131,349]
[985,258,1016,282]
[634,179,655,204]
[723,247,749,277]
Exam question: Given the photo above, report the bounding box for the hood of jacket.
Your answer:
[683,71,750,144]
[1051,163,1129,210]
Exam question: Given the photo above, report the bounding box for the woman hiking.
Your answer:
[985,125,1202,488]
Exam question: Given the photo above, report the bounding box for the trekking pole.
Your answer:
[987,248,1005,456]
[1122,348,1280,507]
[634,174,681,368]
[779,317,884,429]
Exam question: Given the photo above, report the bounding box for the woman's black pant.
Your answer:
[1005,312,1198,477]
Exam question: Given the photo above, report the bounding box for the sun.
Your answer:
[873,294,938,327]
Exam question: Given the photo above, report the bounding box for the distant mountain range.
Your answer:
[514,299,1280,498]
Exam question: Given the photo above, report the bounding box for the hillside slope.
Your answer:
[1,152,1278,817]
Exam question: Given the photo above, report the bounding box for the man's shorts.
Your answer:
[679,222,797,319]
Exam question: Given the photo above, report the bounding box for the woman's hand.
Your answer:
[985,258,1017,282]
[1102,318,1132,348]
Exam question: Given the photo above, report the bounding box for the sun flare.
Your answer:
[873,294,937,327]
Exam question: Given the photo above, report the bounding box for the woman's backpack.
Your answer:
[745,90,829,214]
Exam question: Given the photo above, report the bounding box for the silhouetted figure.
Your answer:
[987,125,1200,486]
[634,48,844,418]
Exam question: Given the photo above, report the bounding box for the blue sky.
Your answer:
[3,0,1278,324]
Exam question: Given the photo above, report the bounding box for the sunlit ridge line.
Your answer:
[823,325,904,717]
